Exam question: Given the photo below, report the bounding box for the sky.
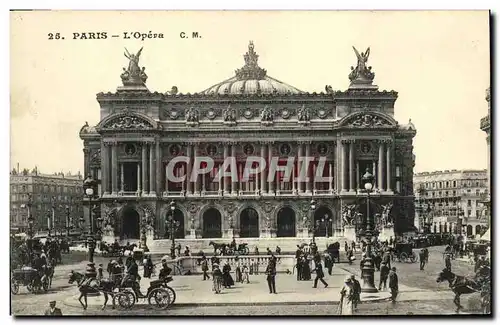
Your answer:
[10,10,490,175]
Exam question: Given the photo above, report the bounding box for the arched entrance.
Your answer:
[313,206,333,237]
[443,223,448,233]
[239,208,259,238]
[164,209,185,239]
[203,208,222,238]
[276,207,296,237]
[466,225,473,236]
[475,225,482,236]
[122,206,140,239]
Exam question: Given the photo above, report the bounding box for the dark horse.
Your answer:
[436,268,482,313]
[68,271,116,310]
[209,241,228,255]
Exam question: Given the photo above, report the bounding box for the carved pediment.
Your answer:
[340,112,396,128]
[99,112,157,131]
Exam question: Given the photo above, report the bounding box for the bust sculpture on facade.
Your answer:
[121,47,148,86]
[348,46,375,85]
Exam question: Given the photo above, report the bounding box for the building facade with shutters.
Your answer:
[79,42,417,244]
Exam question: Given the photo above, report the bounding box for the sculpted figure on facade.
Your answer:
[325,85,334,94]
[106,115,150,130]
[297,105,311,123]
[349,114,390,128]
[190,216,196,230]
[341,204,357,226]
[349,46,375,84]
[381,202,394,226]
[260,105,274,123]
[223,105,237,124]
[121,47,147,85]
[185,107,199,124]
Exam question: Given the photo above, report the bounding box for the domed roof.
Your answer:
[200,42,304,95]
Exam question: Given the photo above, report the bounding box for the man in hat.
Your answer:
[201,256,210,281]
[44,300,62,316]
[388,267,399,303]
[265,260,277,294]
[350,275,361,310]
[159,258,172,280]
[212,263,223,294]
[339,277,354,315]
[312,259,328,288]
[379,261,390,291]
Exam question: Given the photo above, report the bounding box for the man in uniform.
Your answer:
[389,267,399,303]
[312,259,328,288]
[44,301,62,316]
[350,275,361,310]
[265,260,277,294]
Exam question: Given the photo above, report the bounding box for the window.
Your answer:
[446,181,449,188]
[453,181,456,187]
[467,200,471,207]
[22,185,26,192]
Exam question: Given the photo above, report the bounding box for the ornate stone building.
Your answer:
[414,169,489,236]
[480,87,491,226]
[79,42,416,244]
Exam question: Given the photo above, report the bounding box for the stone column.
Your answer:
[111,142,118,195]
[372,160,377,185]
[328,162,333,192]
[305,142,311,194]
[218,162,223,194]
[83,148,90,178]
[298,143,304,193]
[149,143,155,195]
[120,163,124,192]
[155,140,161,194]
[378,141,384,190]
[224,144,230,195]
[268,143,274,195]
[356,161,360,191]
[186,143,193,195]
[349,141,355,192]
[231,144,238,195]
[386,141,392,192]
[260,143,266,195]
[137,163,141,193]
[341,141,347,192]
[142,143,147,195]
[101,142,109,195]
[193,143,199,195]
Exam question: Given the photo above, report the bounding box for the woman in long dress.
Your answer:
[339,277,354,315]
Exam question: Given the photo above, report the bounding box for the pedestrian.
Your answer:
[339,277,354,315]
[388,267,399,303]
[235,256,242,283]
[344,241,349,253]
[106,259,113,277]
[265,260,277,294]
[212,264,223,294]
[324,254,333,276]
[241,264,250,284]
[276,246,282,255]
[222,262,234,288]
[296,255,303,281]
[44,300,62,316]
[350,275,361,310]
[419,248,426,270]
[389,236,394,247]
[351,241,356,253]
[201,257,210,281]
[379,262,389,290]
[97,263,104,283]
[254,246,260,255]
[143,255,153,278]
[444,252,452,271]
[312,259,328,288]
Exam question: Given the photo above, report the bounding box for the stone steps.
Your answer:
[149,237,348,254]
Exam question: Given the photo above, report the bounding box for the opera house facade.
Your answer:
[79,42,417,246]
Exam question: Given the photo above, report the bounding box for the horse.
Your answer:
[209,241,227,255]
[68,271,116,310]
[436,268,482,313]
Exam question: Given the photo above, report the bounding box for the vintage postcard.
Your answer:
[9,10,491,317]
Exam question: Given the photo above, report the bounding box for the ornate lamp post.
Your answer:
[165,201,180,259]
[79,216,85,237]
[310,199,317,242]
[83,176,98,262]
[360,169,378,293]
[46,210,52,237]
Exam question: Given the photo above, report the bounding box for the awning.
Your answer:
[480,228,490,242]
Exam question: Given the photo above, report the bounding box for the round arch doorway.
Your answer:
[239,208,259,238]
[276,207,296,237]
[203,208,222,238]
[121,206,140,240]
[313,206,333,237]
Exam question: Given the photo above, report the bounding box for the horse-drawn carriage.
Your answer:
[209,241,249,256]
[391,243,418,263]
[11,267,49,295]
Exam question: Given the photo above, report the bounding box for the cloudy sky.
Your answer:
[10,10,490,174]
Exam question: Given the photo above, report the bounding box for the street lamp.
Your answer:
[360,168,378,293]
[65,206,71,237]
[83,176,98,262]
[46,210,52,237]
[165,201,180,259]
[310,199,316,242]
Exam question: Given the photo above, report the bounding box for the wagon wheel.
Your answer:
[11,281,19,295]
[399,252,408,263]
[163,285,176,305]
[26,283,33,292]
[242,247,249,255]
[148,288,171,310]
[114,291,135,310]
[410,253,418,263]
[42,279,49,292]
